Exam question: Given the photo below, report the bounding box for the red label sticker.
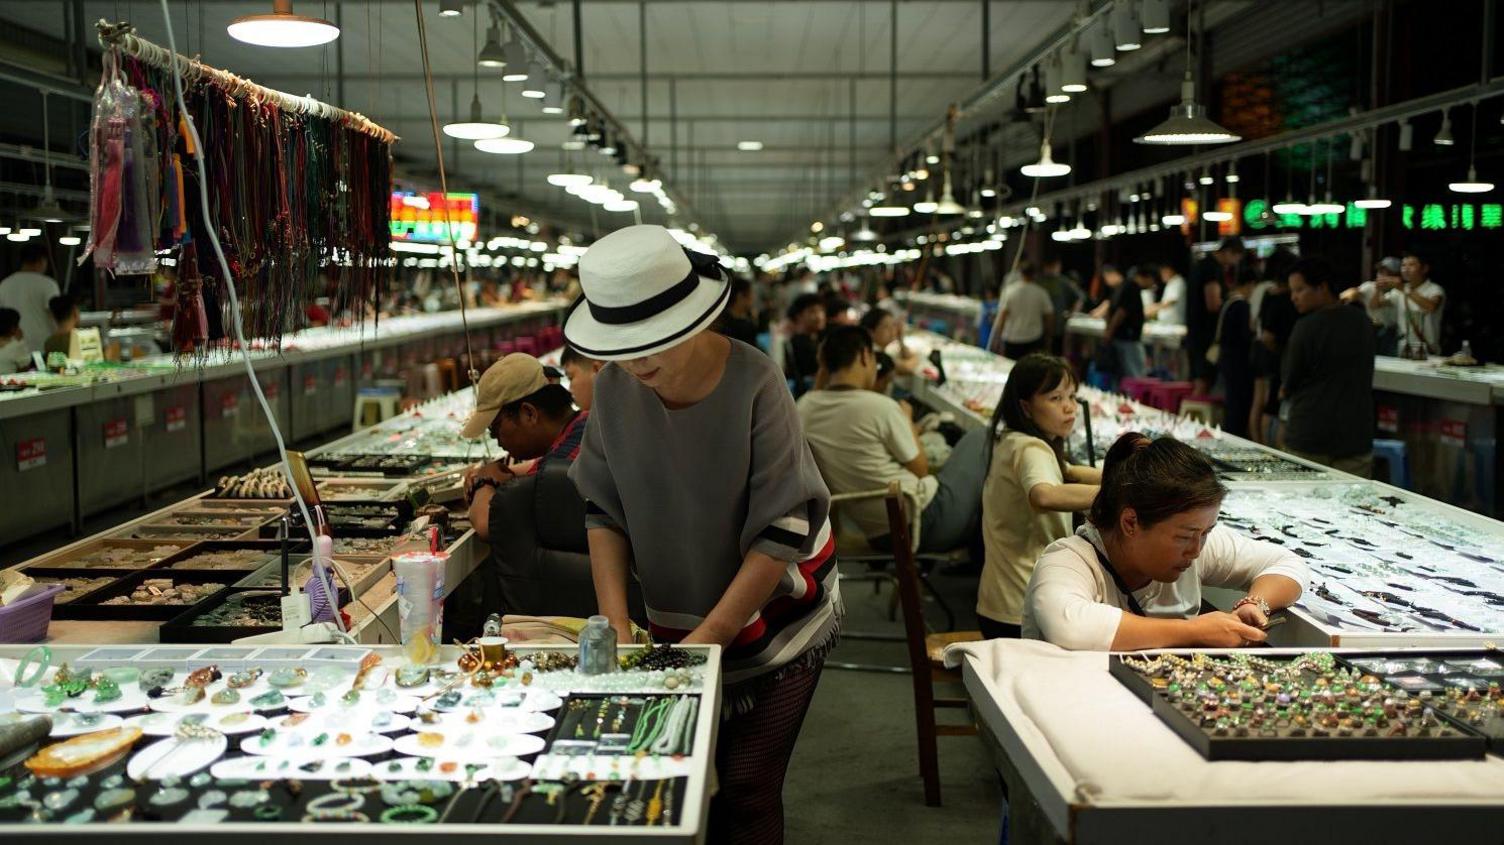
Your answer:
[334,366,348,386]
[1441,419,1467,447]
[1377,406,1400,434]
[165,406,187,432]
[103,417,129,449]
[220,393,239,419]
[262,380,280,400]
[16,437,45,471]
[303,375,318,396]
[361,361,373,380]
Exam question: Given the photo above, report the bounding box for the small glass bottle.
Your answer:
[577,615,618,675]
[482,613,503,638]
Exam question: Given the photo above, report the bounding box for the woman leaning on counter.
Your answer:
[1023,433,1308,651]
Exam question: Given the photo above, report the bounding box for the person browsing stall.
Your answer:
[977,354,1101,640]
[0,308,30,374]
[1391,250,1445,355]
[992,262,1055,360]
[567,225,839,845]
[784,292,826,394]
[1024,433,1308,651]
[715,276,762,350]
[460,353,589,542]
[799,325,987,554]
[0,243,60,356]
[43,294,80,359]
[560,345,603,412]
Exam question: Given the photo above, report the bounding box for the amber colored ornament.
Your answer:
[26,727,144,778]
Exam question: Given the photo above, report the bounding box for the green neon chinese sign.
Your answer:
[1242,199,1503,232]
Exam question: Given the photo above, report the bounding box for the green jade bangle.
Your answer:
[14,645,51,688]
[380,804,439,824]
[254,805,283,821]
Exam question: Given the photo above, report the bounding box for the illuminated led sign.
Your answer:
[390,192,480,243]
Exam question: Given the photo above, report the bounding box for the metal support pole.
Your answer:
[573,0,585,81]
[890,0,897,159]
[639,0,648,146]
[981,0,990,80]
[670,78,678,177]
[335,3,345,109]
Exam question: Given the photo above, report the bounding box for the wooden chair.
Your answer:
[882,480,982,807]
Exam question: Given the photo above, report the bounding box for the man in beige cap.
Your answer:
[460,352,589,542]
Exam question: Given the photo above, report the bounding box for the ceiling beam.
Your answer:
[245,70,977,83]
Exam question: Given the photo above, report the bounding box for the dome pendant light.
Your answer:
[1307,145,1345,214]
[228,0,340,47]
[477,21,507,67]
[912,185,939,215]
[1020,140,1071,178]
[1450,102,1495,193]
[1135,2,1239,145]
[1355,185,1392,209]
[934,173,966,215]
[444,92,509,140]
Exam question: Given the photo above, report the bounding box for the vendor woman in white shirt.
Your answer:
[1023,432,1308,651]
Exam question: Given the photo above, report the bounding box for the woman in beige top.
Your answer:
[978,354,1101,638]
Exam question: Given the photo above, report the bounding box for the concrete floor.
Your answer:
[784,565,1003,845]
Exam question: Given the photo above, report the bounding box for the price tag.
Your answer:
[303,374,318,396]
[262,380,280,401]
[334,366,348,386]
[165,406,187,433]
[361,361,373,380]
[16,437,46,471]
[103,417,129,449]
[1377,406,1400,434]
[220,393,239,419]
[1441,419,1468,447]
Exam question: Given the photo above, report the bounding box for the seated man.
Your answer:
[560,344,603,412]
[783,292,826,394]
[460,353,589,542]
[43,294,80,359]
[797,325,986,553]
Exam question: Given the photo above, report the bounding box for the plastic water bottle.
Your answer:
[577,615,618,675]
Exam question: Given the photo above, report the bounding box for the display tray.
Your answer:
[315,477,409,501]
[1109,652,1489,761]
[19,572,122,605]
[18,538,196,572]
[275,499,412,537]
[52,570,240,622]
[157,588,289,643]
[1338,651,1504,751]
[1204,447,1330,480]
[153,540,309,574]
[114,525,258,541]
[235,555,390,599]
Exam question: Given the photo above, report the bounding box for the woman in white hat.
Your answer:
[567,225,840,845]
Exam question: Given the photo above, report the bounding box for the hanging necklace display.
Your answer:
[86,21,396,355]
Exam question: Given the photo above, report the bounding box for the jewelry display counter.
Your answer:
[0,302,564,548]
[899,330,1504,647]
[947,640,1504,845]
[0,642,720,842]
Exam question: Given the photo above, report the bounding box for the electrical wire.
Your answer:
[157,0,395,644]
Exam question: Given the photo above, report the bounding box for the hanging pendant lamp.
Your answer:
[1450,103,1494,193]
[1135,2,1239,145]
[228,0,340,47]
[1020,141,1071,178]
[444,93,509,140]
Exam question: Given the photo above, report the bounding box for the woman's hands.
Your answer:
[1188,611,1267,647]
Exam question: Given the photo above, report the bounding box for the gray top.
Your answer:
[569,339,840,684]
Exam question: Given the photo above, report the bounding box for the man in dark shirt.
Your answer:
[715,277,762,350]
[1189,237,1244,394]
[1280,256,1375,478]
[460,353,590,541]
[784,292,826,394]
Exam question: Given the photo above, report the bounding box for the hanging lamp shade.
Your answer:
[521,66,547,99]
[477,24,507,67]
[541,82,566,114]
[1270,196,1307,215]
[228,0,339,47]
[439,0,464,17]
[630,177,662,193]
[1135,74,1241,145]
[443,93,509,140]
[1112,1,1142,50]
[1434,110,1455,146]
[27,187,69,223]
[1020,141,1071,178]
[1060,39,1088,94]
[1140,0,1172,34]
[1354,185,1391,209]
[475,136,535,154]
[1449,166,1494,193]
[547,171,592,187]
[934,175,966,215]
[869,205,911,218]
[501,40,530,81]
[1089,19,1117,67]
[1044,58,1071,104]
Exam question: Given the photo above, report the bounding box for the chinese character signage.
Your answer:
[390,192,480,243]
[1240,199,1503,232]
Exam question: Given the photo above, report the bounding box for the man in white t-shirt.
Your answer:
[991,263,1055,360]
[797,325,985,552]
[1148,263,1187,325]
[0,243,60,357]
[1389,251,1445,355]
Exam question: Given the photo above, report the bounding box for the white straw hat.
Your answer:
[563,224,730,361]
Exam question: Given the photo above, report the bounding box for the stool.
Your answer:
[1372,438,1411,489]
[352,387,401,431]
[1084,364,1113,391]
[1145,381,1194,413]
[1180,395,1223,426]
[1119,376,1160,404]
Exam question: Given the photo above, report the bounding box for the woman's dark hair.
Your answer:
[1088,433,1227,531]
[499,383,576,421]
[0,307,18,336]
[984,353,1076,473]
[858,307,893,333]
[560,345,595,367]
[817,325,873,372]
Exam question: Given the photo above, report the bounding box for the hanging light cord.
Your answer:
[414,0,481,389]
